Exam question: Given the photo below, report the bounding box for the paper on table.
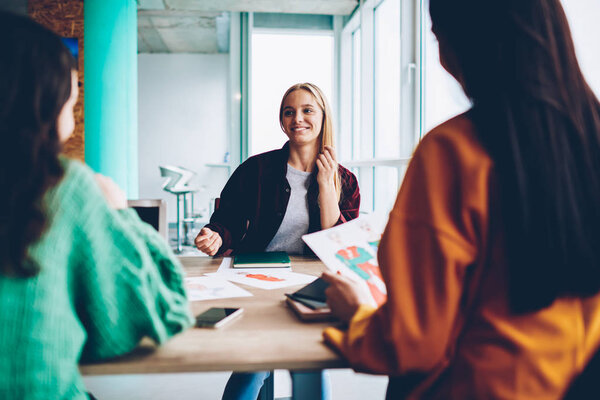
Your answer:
[205,270,316,290]
[217,257,233,273]
[302,213,388,306]
[185,276,252,301]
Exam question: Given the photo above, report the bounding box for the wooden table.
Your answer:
[80,256,347,376]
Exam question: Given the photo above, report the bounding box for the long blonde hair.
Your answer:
[279,82,342,202]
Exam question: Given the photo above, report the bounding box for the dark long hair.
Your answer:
[0,12,76,277]
[430,0,600,313]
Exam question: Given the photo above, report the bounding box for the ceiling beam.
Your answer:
[163,0,357,15]
[137,0,167,10]
[138,9,223,18]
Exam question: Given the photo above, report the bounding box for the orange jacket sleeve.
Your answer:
[324,120,492,375]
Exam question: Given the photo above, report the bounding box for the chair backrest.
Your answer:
[159,165,197,194]
[127,199,168,240]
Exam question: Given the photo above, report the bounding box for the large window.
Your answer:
[373,0,404,212]
[351,28,362,160]
[339,0,418,214]
[420,0,600,133]
[250,31,334,156]
[419,0,600,133]
[374,0,401,159]
[421,1,470,134]
[257,0,600,217]
[242,0,600,216]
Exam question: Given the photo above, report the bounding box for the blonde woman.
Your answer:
[195,83,360,400]
[195,82,360,258]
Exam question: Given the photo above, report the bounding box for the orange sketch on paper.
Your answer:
[244,274,285,282]
[335,246,387,306]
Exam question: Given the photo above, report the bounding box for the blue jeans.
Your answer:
[222,370,330,400]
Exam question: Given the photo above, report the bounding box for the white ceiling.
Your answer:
[138,0,357,54]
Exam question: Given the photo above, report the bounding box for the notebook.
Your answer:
[232,251,291,269]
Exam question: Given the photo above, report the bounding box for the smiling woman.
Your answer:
[194,82,360,399]
[195,82,360,257]
[279,83,341,205]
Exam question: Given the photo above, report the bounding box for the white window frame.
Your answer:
[338,0,421,212]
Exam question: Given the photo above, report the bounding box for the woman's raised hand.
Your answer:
[316,145,338,191]
[194,227,223,256]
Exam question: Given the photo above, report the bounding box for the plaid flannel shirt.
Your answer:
[205,142,360,255]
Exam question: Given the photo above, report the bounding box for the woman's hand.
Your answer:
[316,145,338,191]
[321,271,374,323]
[316,146,341,228]
[95,174,127,209]
[194,227,222,256]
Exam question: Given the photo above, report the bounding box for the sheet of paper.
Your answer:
[205,270,316,290]
[217,257,233,273]
[185,276,252,301]
[302,213,388,306]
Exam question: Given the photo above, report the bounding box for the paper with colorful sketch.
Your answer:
[209,257,315,289]
[302,213,388,306]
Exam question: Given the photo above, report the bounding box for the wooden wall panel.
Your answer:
[28,0,85,161]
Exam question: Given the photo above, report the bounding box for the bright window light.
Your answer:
[250,31,334,157]
[374,0,401,159]
[422,11,471,133]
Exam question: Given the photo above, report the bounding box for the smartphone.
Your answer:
[195,307,243,328]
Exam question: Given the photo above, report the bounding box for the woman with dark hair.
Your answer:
[0,12,192,399]
[322,0,600,398]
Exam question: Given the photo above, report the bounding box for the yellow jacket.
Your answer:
[324,114,600,399]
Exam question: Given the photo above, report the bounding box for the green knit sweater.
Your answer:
[0,159,194,399]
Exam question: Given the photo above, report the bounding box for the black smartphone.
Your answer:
[195,307,244,328]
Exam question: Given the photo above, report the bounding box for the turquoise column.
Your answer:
[84,0,138,198]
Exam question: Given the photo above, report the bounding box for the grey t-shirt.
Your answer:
[265,164,311,254]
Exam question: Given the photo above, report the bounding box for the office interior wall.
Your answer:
[29,0,84,161]
[138,53,230,225]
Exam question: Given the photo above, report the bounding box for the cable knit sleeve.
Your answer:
[60,161,193,362]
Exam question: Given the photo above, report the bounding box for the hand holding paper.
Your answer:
[302,214,387,307]
[321,271,374,323]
